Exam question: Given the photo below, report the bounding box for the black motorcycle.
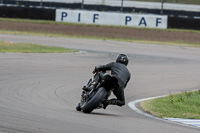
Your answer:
[76,71,118,113]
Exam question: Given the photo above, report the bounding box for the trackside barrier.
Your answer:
[55,9,168,29]
[1,6,199,30]
[0,6,55,20]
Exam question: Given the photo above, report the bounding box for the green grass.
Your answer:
[130,0,200,5]
[140,90,200,119]
[0,41,77,53]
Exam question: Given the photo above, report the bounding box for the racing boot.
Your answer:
[102,100,109,109]
[102,99,118,109]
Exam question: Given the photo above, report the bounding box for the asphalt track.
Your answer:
[0,34,200,133]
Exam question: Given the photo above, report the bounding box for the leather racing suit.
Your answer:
[94,62,131,107]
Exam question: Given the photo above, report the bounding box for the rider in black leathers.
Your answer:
[83,54,131,109]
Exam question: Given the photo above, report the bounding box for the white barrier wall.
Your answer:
[56,9,168,29]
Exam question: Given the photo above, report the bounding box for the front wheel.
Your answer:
[82,87,107,113]
[76,103,81,111]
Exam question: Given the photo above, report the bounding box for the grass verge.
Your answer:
[1,29,200,48]
[140,90,200,119]
[0,41,77,53]
[1,17,200,34]
[1,18,200,48]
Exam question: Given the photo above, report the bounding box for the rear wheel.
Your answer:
[82,87,107,113]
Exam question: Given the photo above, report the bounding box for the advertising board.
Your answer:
[56,9,168,29]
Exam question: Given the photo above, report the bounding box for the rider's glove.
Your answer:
[93,67,98,74]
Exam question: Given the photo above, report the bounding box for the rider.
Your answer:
[83,54,131,109]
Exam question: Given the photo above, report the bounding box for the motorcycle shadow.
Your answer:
[88,111,122,117]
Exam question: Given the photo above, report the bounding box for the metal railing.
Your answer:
[1,0,200,13]
[129,0,200,5]
[1,0,200,5]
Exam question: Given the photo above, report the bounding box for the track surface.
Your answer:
[0,34,200,133]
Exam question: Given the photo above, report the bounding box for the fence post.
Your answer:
[40,0,43,6]
[161,0,164,14]
[121,0,124,12]
[81,0,84,9]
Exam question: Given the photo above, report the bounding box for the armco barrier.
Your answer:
[0,5,200,30]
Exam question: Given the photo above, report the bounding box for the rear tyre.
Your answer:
[82,87,107,113]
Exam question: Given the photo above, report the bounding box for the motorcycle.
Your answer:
[76,71,118,113]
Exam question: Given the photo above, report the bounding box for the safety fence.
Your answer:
[1,0,200,17]
[1,0,200,6]
[1,0,200,12]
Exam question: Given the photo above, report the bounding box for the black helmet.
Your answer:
[116,54,129,66]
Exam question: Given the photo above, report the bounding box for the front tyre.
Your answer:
[76,103,81,111]
[82,87,107,113]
